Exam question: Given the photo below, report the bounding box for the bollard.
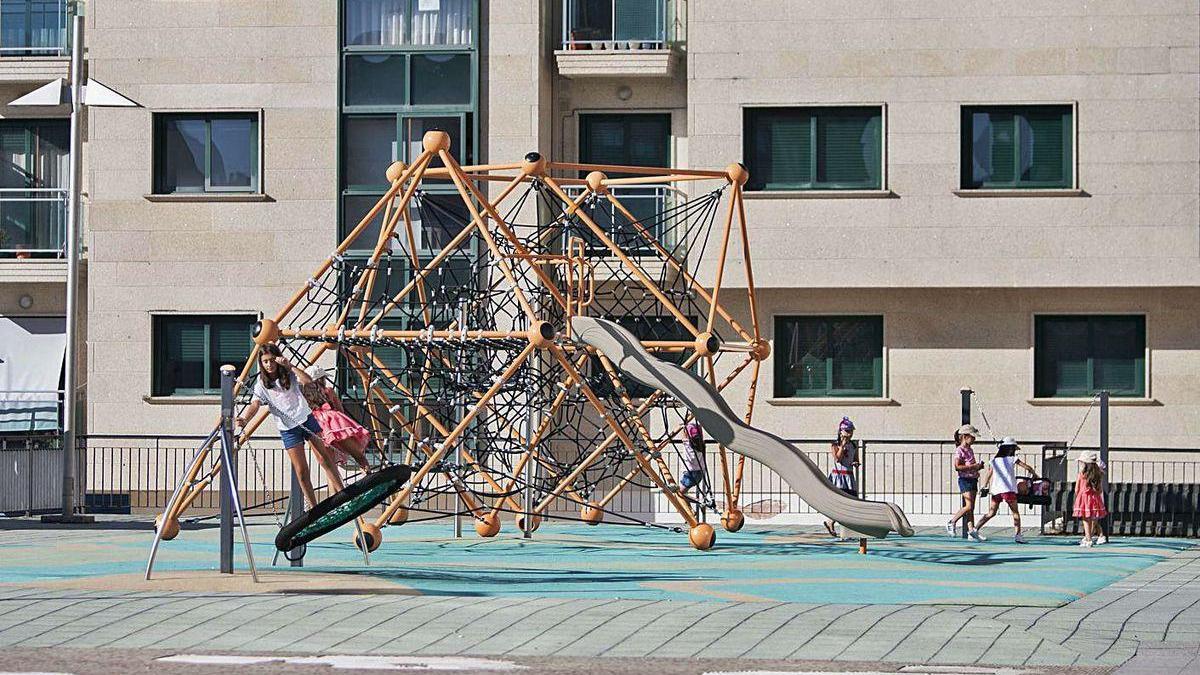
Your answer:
[1099,391,1111,539]
[219,366,235,574]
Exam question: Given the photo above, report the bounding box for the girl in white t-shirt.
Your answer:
[236,343,344,509]
[975,437,1040,544]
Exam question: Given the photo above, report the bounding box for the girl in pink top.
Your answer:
[946,424,986,540]
[302,365,372,473]
[1073,450,1108,548]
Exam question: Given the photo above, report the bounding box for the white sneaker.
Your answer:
[968,529,986,542]
[1014,533,1028,544]
[945,522,956,537]
[1079,538,1092,547]
[1097,535,1108,545]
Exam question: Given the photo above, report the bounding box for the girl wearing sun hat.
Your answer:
[823,416,859,537]
[946,424,986,540]
[1073,450,1108,548]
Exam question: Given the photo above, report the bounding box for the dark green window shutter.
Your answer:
[1035,315,1144,398]
[213,319,252,370]
[776,316,882,398]
[776,317,828,396]
[816,108,881,188]
[830,317,882,394]
[963,105,1072,189]
[614,0,660,42]
[580,113,670,174]
[154,315,255,396]
[746,109,811,190]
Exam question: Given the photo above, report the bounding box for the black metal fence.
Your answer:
[3,433,1195,536]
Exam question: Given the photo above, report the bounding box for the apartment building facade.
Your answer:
[3,1,1193,451]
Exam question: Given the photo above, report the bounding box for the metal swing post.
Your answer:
[1099,390,1111,539]
[959,387,972,539]
[218,365,259,582]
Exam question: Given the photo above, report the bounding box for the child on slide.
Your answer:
[235,343,345,509]
[975,436,1041,543]
[301,365,373,474]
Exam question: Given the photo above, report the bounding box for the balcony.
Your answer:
[0,187,66,261]
[0,1,70,83]
[555,0,680,78]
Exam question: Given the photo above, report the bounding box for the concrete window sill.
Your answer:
[767,397,897,407]
[144,193,274,203]
[953,189,1086,198]
[143,395,220,405]
[1027,397,1160,407]
[743,189,895,200]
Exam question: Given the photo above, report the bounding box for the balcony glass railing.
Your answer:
[561,0,666,50]
[563,184,679,257]
[0,188,67,258]
[0,1,69,56]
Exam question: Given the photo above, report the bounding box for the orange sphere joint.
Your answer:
[689,523,716,550]
[528,320,556,349]
[516,513,542,533]
[475,512,501,538]
[354,522,383,552]
[422,129,452,154]
[385,161,407,183]
[388,504,409,526]
[585,171,608,194]
[581,502,604,525]
[750,338,771,362]
[155,514,180,541]
[721,509,745,533]
[726,162,750,186]
[522,151,547,177]
[252,318,279,346]
[694,332,720,357]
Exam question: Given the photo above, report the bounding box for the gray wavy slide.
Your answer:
[573,316,914,539]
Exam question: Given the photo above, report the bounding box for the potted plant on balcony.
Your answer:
[568,30,590,50]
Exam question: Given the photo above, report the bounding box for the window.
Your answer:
[743,107,883,191]
[774,316,883,398]
[961,105,1073,189]
[1034,315,1145,398]
[563,0,666,49]
[0,118,68,257]
[153,315,255,396]
[579,113,669,172]
[344,0,474,47]
[154,113,259,194]
[0,1,69,55]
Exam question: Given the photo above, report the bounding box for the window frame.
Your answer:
[741,103,887,192]
[959,102,1077,191]
[150,313,257,397]
[772,314,886,399]
[1031,313,1148,400]
[151,111,263,195]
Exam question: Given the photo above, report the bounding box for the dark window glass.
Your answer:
[153,315,255,396]
[155,113,258,194]
[579,113,669,172]
[744,107,882,191]
[962,105,1072,189]
[344,116,397,188]
[345,0,474,46]
[0,119,68,257]
[775,316,883,398]
[410,54,471,105]
[1035,315,1145,398]
[341,193,388,251]
[345,54,408,107]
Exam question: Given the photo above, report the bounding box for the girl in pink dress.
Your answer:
[302,365,372,473]
[1073,450,1108,548]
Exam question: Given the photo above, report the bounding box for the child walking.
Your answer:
[975,437,1040,543]
[824,417,859,538]
[235,343,345,509]
[1073,450,1108,548]
[679,422,708,496]
[302,365,372,474]
[946,424,986,540]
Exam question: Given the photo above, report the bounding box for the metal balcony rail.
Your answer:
[561,183,675,257]
[561,0,666,50]
[0,1,69,56]
[0,187,68,257]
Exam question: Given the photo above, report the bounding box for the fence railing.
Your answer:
[0,1,69,56]
[0,188,68,257]
[5,434,1193,534]
[561,0,667,50]
[0,434,63,514]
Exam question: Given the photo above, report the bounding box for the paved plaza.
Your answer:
[0,518,1198,673]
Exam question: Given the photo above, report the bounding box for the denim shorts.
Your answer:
[958,476,979,493]
[280,414,322,449]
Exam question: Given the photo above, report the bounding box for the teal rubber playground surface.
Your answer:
[0,519,1192,607]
